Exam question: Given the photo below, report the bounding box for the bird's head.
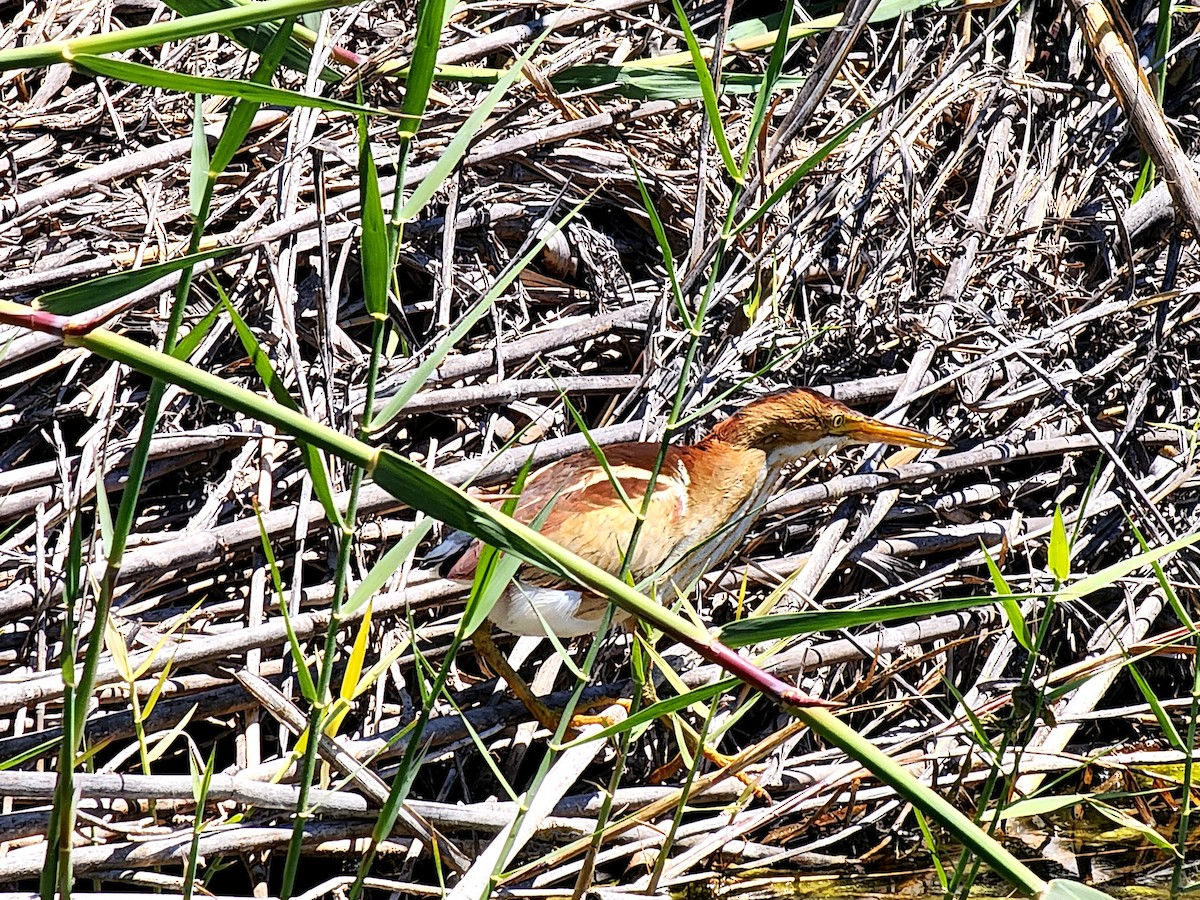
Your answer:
[706,387,951,461]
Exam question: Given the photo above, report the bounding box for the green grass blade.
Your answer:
[669,0,740,181]
[159,0,342,81]
[369,291,495,430]
[740,0,795,178]
[0,0,353,70]
[558,390,639,517]
[1057,529,1200,603]
[71,53,389,115]
[1048,506,1070,582]
[914,809,950,892]
[460,545,525,638]
[35,245,244,316]
[998,794,1094,819]
[189,96,209,220]
[802,707,1044,896]
[138,658,175,724]
[0,736,63,771]
[1130,520,1196,630]
[357,114,389,321]
[342,519,433,619]
[550,64,805,100]
[224,298,344,528]
[184,748,217,900]
[74,326,373,464]
[1040,879,1119,899]
[174,288,225,360]
[370,200,586,430]
[720,593,1037,647]
[145,696,196,764]
[93,463,114,562]
[42,512,86,898]
[561,678,738,748]
[982,540,1032,652]
[733,103,886,235]
[460,459,539,636]
[630,157,690,330]
[254,505,317,704]
[396,36,546,223]
[400,0,450,139]
[1089,800,1178,855]
[208,19,295,177]
[1125,658,1185,750]
[942,676,1002,763]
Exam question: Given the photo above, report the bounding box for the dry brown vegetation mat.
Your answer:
[1,0,1199,896]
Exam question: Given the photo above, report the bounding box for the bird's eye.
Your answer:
[831,413,845,429]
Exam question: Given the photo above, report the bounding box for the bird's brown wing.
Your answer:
[448,443,691,584]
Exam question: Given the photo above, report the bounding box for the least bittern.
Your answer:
[448,387,951,732]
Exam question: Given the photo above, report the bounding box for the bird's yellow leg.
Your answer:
[472,621,626,733]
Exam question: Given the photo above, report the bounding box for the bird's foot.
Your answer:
[564,697,632,730]
[649,748,771,801]
[474,623,630,736]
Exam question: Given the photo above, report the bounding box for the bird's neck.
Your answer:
[686,435,816,516]
[666,438,778,586]
[703,406,839,462]
[703,407,780,451]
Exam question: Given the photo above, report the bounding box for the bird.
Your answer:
[446,387,951,734]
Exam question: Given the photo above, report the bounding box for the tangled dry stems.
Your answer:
[0,0,1198,894]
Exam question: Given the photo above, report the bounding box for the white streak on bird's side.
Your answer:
[534,461,689,523]
[545,464,659,496]
[674,460,689,517]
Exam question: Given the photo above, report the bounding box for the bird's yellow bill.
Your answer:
[847,417,953,450]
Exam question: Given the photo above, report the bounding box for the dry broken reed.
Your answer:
[1,0,1199,897]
